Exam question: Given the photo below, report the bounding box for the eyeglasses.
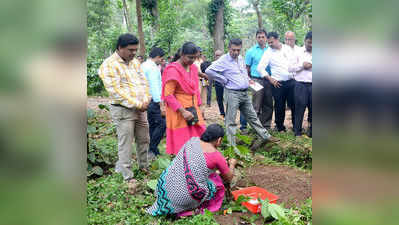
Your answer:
[285,38,295,41]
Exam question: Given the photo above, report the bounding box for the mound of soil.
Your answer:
[214,165,311,225]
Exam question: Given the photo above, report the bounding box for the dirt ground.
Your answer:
[214,165,312,225]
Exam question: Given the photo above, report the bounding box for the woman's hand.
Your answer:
[180,108,194,121]
[228,158,237,167]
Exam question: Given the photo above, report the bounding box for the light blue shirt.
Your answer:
[205,54,250,90]
[245,43,272,78]
[141,59,162,103]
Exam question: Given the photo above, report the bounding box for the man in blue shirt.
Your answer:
[141,47,166,160]
[244,29,273,130]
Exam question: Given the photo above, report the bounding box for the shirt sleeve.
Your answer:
[205,59,228,86]
[288,51,304,73]
[98,63,143,108]
[257,51,271,78]
[143,66,158,100]
[214,151,230,175]
[163,80,183,111]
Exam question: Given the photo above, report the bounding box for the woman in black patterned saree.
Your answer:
[146,124,237,217]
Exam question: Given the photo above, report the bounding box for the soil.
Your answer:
[214,165,311,225]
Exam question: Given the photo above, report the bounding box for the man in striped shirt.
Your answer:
[98,33,151,182]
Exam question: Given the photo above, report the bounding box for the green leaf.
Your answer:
[261,199,270,219]
[156,157,171,170]
[98,104,109,111]
[236,133,253,145]
[204,209,213,217]
[87,125,97,134]
[236,145,250,155]
[87,109,96,119]
[147,179,157,191]
[236,195,251,204]
[268,203,286,220]
[88,153,96,163]
[92,166,103,176]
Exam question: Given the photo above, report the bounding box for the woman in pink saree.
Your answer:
[162,42,206,155]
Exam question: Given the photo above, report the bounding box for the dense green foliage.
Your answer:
[87,0,312,95]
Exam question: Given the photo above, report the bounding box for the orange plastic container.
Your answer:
[232,186,279,214]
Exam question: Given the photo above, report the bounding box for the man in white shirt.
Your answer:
[285,31,302,77]
[289,31,312,137]
[257,32,295,132]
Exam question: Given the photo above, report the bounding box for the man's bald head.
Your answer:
[285,31,296,48]
[214,50,223,60]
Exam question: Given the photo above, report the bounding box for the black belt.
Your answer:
[297,81,312,85]
[111,104,130,109]
[250,76,264,79]
[228,88,248,92]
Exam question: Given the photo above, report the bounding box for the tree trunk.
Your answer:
[122,0,133,32]
[254,0,263,29]
[152,1,160,31]
[213,1,224,52]
[136,0,146,56]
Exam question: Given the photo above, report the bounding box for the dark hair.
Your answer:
[197,46,202,52]
[256,29,267,37]
[267,32,279,39]
[171,48,182,62]
[181,42,199,55]
[149,47,165,58]
[200,124,225,142]
[305,31,312,40]
[116,33,139,50]
[228,38,242,47]
[200,61,212,73]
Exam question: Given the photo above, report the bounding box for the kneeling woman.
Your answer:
[146,124,237,217]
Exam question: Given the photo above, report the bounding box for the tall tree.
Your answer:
[136,0,146,56]
[208,0,230,52]
[122,0,133,32]
[250,0,263,29]
[214,2,224,51]
[156,0,181,54]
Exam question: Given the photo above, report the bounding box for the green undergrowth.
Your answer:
[261,131,312,170]
[219,128,312,170]
[87,108,312,224]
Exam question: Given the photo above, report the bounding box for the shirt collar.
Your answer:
[227,53,240,62]
[145,59,157,67]
[114,52,127,64]
[255,43,267,50]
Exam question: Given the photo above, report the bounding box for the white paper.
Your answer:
[248,199,259,205]
[249,81,264,92]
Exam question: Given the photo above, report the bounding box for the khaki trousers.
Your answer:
[110,105,149,180]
